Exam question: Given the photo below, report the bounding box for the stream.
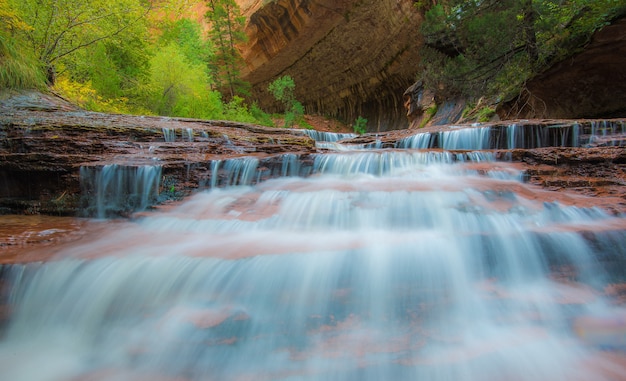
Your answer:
[1,130,626,380]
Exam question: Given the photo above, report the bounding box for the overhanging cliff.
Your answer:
[238,0,424,132]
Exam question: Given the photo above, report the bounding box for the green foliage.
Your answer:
[205,0,248,99]
[159,18,213,67]
[10,0,150,79]
[461,100,496,123]
[419,0,626,102]
[0,34,46,89]
[250,102,275,127]
[2,0,277,126]
[419,105,437,128]
[0,0,46,89]
[352,116,368,135]
[268,75,306,128]
[268,75,296,104]
[477,107,496,122]
[53,76,144,114]
[144,42,222,119]
[223,96,256,123]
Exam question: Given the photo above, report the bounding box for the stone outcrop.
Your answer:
[238,0,424,132]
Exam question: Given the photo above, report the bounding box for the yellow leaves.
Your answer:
[0,0,32,32]
[53,75,137,114]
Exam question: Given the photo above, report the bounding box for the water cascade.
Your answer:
[79,164,162,218]
[2,133,626,381]
[162,127,176,142]
[300,129,357,142]
[396,121,626,150]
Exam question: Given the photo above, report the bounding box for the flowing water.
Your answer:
[2,130,626,381]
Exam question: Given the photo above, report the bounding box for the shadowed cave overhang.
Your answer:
[238,0,424,131]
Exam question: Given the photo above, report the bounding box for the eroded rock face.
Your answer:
[499,17,626,120]
[238,0,424,131]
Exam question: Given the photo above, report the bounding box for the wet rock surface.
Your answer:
[0,91,316,215]
[2,92,626,216]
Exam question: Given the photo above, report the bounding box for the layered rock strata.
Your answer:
[238,0,424,131]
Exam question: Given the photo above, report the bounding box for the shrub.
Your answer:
[353,116,368,134]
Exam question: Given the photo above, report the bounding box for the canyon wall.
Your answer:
[237,2,626,130]
[237,0,424,131]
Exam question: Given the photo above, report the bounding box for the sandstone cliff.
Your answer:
[237,0,423,132]
[237,2,626,131]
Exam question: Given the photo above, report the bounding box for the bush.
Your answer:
[353,116,368,134]
[268,75,305,127]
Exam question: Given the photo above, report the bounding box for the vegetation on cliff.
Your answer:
[418,0,626,103]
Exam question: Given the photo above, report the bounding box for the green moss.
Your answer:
[419,105,438,128]
[477,107,496,122]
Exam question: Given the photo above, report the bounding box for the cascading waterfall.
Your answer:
[300,129,357,142]
[206,151,504,188]
[2,142,626,380]
[440,126,492,150]
[79,164,162,218]
[396,132,433,149]
[396,120,626,150]
[162,127,176,142]
[181,128,194,142]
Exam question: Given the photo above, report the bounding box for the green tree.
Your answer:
[10,0,150,84]
[268,75,304,128]
[159,18,214,68]
[205,0,248,99]
[352,116,368,135]
[144,42,222,119]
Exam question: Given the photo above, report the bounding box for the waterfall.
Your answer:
[3,141,626,380]
[300,129,357,142]
[79,164,162,218]
[181,127,194,142]
[396,132,433,149]
[440,126,491,150]
[396,121,626,151]
[162,127,176,142]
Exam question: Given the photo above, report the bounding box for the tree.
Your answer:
[418,0,626,101]
[268,75,304,127]
[205,0,248,99]
[159,18,214,68]
[10,0,151,84]
[144,42,222,119]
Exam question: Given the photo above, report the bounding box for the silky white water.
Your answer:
[2,153,626,381]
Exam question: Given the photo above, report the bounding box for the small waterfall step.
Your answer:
[388,120,626,150]
[80,164,162,218]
